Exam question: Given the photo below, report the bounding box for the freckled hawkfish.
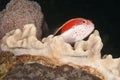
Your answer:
[54,18,95,44]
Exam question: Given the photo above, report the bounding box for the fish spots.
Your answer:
[58,18,95,43]
[71,25,88,39]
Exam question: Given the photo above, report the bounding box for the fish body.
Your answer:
[59,18,94,43]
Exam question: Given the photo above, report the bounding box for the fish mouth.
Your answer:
[86,20,94,27]
[86,20,95,34]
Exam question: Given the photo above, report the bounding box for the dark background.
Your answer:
[0,0,120,57]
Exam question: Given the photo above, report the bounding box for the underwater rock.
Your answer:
[1,24,120,80]
[2,63,102,80]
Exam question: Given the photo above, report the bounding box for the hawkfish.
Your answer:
[54,18,95,44]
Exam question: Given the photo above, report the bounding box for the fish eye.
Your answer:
[82,20,86,23]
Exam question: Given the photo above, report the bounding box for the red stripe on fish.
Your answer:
[61,18,86,33]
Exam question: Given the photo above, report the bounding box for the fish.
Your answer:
[53,18,95,44]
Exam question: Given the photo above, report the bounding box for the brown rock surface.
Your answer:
[0,51,103,80]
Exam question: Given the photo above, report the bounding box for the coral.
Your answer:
[0,0,48,40]
[1,24,120,80]
[0,24,103,59]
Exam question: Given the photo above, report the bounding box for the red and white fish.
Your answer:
[54,18,95,43]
